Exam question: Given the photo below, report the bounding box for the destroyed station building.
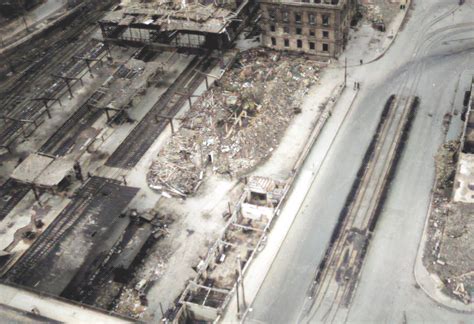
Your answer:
[98,0,257,52]
[260,0,356,58]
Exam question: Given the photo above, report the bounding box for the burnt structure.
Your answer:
[98,1,257,52]
[259,0,356,59]
[3,177,139,295]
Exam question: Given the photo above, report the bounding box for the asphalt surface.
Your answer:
[246,1,474,323]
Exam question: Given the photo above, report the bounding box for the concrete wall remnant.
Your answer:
[174,176,288,323]
[241,176,286,221]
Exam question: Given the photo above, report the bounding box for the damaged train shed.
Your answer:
[99,0,257,51]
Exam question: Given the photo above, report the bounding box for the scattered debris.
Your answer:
[424,140,474,304]
[148,48,321,197]
[176,176,288,322]
[359,0,401,29]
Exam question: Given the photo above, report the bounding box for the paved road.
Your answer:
[246,1,474,323]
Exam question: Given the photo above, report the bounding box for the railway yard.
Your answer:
[0,0,473,323]
[0,0,325,321]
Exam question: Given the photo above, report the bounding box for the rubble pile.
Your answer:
[114,287,147,317]
[441,202,474,305]
[360,0,400,26]
[424,141,474,305]
[148,48,321,196]
[362,5,384,23]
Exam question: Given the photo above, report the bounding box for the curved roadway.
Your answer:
[246,1,474,323]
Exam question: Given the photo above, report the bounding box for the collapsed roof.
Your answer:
[102,1,246,34]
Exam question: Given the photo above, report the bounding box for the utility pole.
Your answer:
[344,57,347,87]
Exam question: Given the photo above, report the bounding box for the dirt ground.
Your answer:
[138,175,244,321]
[423,140,474,305]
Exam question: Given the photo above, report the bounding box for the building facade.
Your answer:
[259,0,356,59]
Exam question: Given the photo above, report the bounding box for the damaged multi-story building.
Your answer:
[259,0,357,58]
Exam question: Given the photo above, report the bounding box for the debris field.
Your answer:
[424,141,474,305]
[148,48,321,197]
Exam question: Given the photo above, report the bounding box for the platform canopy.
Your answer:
[100,0,250,34]
[11,153,75,188]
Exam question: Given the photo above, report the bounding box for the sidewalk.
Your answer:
[340,0,411,67]
[367,0,412,63]
[221,76,360,322]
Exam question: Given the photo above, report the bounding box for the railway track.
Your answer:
[0,2,115,150]
[105,53,219,169]
[0,179,31,222]
[2,177,138,285]
[38,60,139,156]
[0,41,107,150]
[0,1,116,97]
[38,91,105,156]
[303,95,419,323]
